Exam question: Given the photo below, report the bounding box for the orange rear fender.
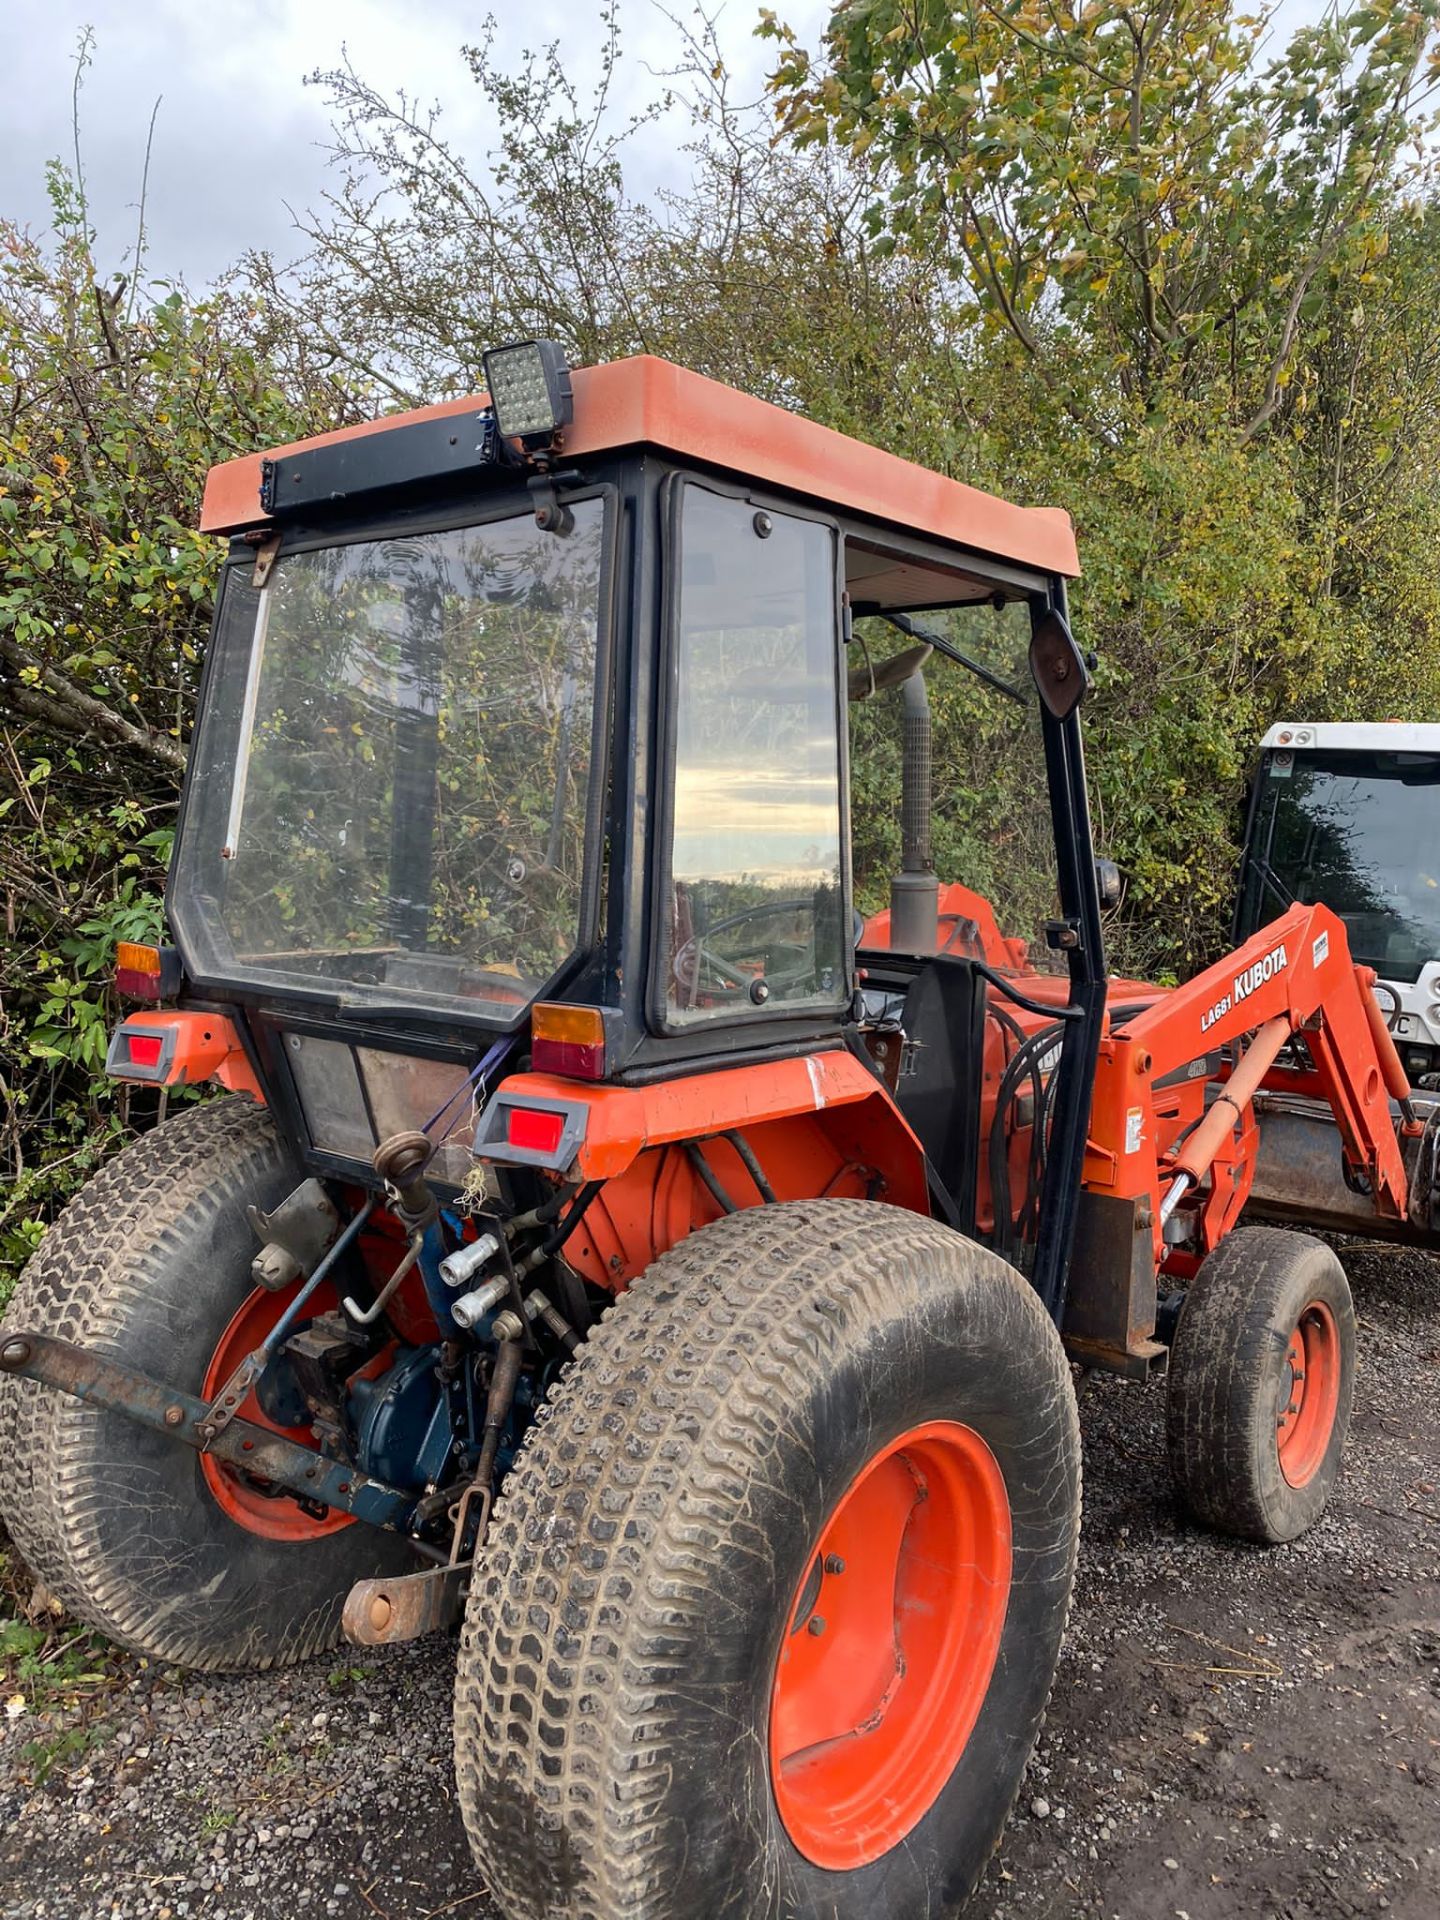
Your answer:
[487,1050,923,1187]
[484,1051,930,1291]
[106,1010,264,1102]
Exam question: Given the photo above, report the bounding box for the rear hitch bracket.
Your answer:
[0,1331,416,1531]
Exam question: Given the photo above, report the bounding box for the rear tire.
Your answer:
[454,1198,1081,1920]
[0,1098,411,1670]
[1166,1226,1355,1543]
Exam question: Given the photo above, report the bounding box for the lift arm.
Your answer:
[1084,903,1411,1269]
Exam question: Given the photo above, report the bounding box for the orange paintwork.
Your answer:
[769,1420,1011,1868]
[563,1113,892,1292]
[497,1049,926,1187]
[1083,902,1409,1277]
[856,878,1164,1253]
[200,356,1079,578]
[860,882,1033,973]
[1358,964,1423,1129]
[110,1010,264,1102]
[1277,1300,1342,1488]
[903,889,1405,1304]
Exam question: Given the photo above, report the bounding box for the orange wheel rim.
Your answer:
[769,1419,1012,1869]
[199,1282,355,1542]
[1276,1299,1341,1489]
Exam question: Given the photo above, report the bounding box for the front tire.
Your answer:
[0,1098,411,1670]
[454,1199,1081,1920]
[1166,1225,1355,1543]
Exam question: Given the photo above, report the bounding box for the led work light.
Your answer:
[482,339,574,449]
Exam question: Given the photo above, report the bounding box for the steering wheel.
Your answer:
[673,896,820,1002]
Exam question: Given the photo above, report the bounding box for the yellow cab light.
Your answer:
[116,943,163,1003]
[115,942,181,1004]
[116,941,161,975]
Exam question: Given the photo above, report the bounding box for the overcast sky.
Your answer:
[4,0,1324,291]
[0,1,834,287]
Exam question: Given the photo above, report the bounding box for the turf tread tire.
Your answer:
[454,1198,1081,1920]
[0,1097,407,1669]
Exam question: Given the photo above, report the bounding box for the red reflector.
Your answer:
[507,1107,566,1154]
[116,968,161,1002]
[127,1034,164,1068]
[531,1036,605,1080]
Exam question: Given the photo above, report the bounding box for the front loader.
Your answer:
[1,346,1432,1920]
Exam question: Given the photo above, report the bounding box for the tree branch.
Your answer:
[0,636,187,771]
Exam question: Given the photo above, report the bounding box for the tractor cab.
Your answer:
[141,345,1105,1292]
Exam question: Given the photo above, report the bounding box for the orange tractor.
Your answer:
[2,348,1435,1918]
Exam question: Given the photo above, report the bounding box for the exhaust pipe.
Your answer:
[889,670,939,954]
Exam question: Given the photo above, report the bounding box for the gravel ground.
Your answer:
[2,1238,1437,1920]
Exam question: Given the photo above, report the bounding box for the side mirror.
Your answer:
[1028,611,1089,719]
[1096,858,1122,907]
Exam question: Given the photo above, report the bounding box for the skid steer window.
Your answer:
[661,485,847,1027]
[172,498,608,1020]
[1240,749,1440,983]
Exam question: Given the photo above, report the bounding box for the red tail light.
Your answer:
[107,1021,178,1079]
[473,1089,587,1169]
[506,1107,567,1155]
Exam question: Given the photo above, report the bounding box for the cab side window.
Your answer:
[662,486,847,1027]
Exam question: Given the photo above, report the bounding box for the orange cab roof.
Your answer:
[199,354,1079,578]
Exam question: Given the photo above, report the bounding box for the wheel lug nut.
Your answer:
[807,1616,826,1636]
[824,1555,846,1576]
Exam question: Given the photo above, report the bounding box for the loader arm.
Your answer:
[1084,903,1411,1275]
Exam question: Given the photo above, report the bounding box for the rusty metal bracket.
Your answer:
[342,1560,471,1646]
[201,1195,376,1436]
[0,1331,415,1530]
[248,1176,341,1292]
[197,1347,267,1442]
[340,1465,490,1645]
[448,1480,491,1562]
[1062,1188,1169,1378]
[1063,1332,1168,1381]
[250,531,281,588]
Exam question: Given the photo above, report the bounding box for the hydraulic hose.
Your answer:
[722,1130,777,1204]
[988,1023,1066,1260]
[686,1141,738,1215]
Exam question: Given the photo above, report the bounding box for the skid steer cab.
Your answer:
[1237,720,1440,1082]
[2,345,1427,1920]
